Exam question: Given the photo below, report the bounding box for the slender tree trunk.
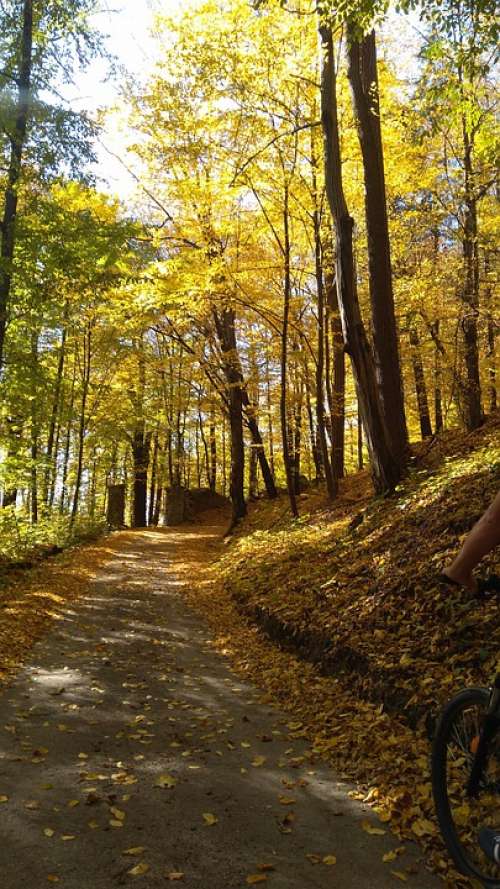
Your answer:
[60,357,77,514]
[408,318,432,438]
[148,430,159,526]
[460,113,482,430]
[265,355,275,477]
[209,408,217,492]
[357,403,364,470]
[304,356,323,480]
[30,330,38,524]
[311,130,337,498]
[318,21,401,493]
[44,320,67,506]
[70,324,91,526]
[0,0,33,370]
[484,254,496,412]
[346,26,408,464]
[281,186,298,517]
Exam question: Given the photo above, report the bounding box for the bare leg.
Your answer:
[443,490,500,591]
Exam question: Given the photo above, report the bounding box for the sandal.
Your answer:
[438,572,500,600]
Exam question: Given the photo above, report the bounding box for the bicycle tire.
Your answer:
[432,687,500,887]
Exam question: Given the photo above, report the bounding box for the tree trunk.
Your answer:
[213,307,246,523]
[70,324,91,526]
[209,406,217,491]
[148,430,159,526]
[346,26,408,465]
[281,186,299,517]
[319,22,401,494]
[43,320,67,506]
[408,318,432,438]
[0,0,33,369]
[311,129,337,499]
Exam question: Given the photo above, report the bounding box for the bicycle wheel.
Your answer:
[432,687,500,887]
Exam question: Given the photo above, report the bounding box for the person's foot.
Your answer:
[479,827,500,864]
[440,568,478,593]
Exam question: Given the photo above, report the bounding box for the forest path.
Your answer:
[0,518,441,889]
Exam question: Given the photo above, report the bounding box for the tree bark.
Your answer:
[213,307,246,523]
[346,26,408,464]
[408,318,432,438]
[281,186,299,517]
[318,22,401,494]
[0,0,33,370]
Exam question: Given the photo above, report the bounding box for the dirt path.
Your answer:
[0,520,442,888]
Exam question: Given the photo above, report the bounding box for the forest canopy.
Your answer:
[0,0,498,548]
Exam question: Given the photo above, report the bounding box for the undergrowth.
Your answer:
[0,510,107,571]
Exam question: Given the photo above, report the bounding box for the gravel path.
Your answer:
[0,524,442,888]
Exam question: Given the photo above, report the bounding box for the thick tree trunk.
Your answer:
[0,0,33,370]
[132,425,151,527]
[319,22,401,494]
[346,26,408,464]
[130,346,151,528]
[408,319,432,438]
[213,307,246,523]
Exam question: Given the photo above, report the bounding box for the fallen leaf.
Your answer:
[110,807,126,821]
[246,876,267,885]
[128,862,150,876]
[202,812,218,826]
[44,828,55,837]
[391,872,408,882]
[155,774,177,789]
[323,855,337,865]
[361,820,386,836]
[166,873,185,882]
[251,755,266,767]
[123,847,147,856]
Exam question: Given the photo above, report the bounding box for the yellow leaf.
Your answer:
[391,872,408,882]
[361,820,386,836]
[44,828,55,837]
[61,835,76,841]
[323,855,337,865]
[128,862,150,876]
[202,812,218,826]
[88,820,99,829]
[110,819,124,828]
[123,847,147,856]
[110,807,126,821]
[0,795,9,803]
[251,756,266,767]
[411,818,435,837]
[278,795,296,805]
[68,799,80,808]
[47,877,59,883]
[155,774,177,789]
[246,876,267,885]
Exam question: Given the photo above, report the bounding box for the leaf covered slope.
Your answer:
[220,413,500,725]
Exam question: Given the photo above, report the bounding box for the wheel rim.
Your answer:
[444,697,500,883]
